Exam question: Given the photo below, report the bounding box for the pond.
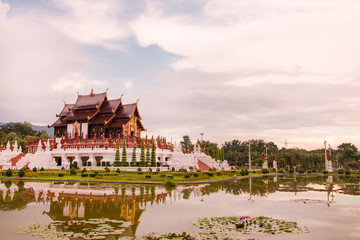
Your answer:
[0,175,359,239]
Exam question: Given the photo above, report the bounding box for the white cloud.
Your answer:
[51,72,107,91]
[47,0,132,50]
[132,0,360,83]
[0,1,90,125]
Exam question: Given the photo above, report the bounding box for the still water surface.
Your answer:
[0,175,359,239]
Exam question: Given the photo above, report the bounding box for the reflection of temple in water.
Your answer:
[0,181,207,236]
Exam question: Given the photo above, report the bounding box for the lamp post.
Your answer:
[200,133,204,141]
[248,140,252,171]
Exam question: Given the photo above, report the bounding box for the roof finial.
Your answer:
[106,88,109,93]
[90,88,94,95]
[77,91,80,96]
[136,98,140,104]
[63,100,66,105]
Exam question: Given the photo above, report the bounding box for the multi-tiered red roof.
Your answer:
[50,90,145,138]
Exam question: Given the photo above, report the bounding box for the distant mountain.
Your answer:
[32,125,54,137]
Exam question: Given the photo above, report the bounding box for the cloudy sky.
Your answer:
[1,0,360,150]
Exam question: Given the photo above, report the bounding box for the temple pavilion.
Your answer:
[50,89,145,139]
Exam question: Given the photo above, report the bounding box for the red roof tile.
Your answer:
[89,113,114,125]
[106,118,131,128]
[58,104,74,118]
[72,92,106,110]
[63,109,98,121]
[100,99,122,113]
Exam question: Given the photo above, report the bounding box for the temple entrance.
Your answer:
[81,156,89,167]
[95,156,103,167]
[54,157,62,166]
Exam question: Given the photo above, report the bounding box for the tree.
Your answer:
[114,139,120,166]
[197,140,218,155]
[140,139,145,167]
[132,144,137,165]
[121,139,127,165]
[39,129,48,139]
[180,135,194,152]
[151,140,156,167]
[146,142,150,166]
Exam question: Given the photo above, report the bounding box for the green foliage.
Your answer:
[146,142,150,166]
[172,167,175,172]
[114,139,120,166]
[145,175,151,178]
[58,173,65,177]
[70,167,77,175]
[151,140,156,167]
[137,167,142,172]
[140,139,146,167]
[105,167,110,172]
[40,167,45,171]
[116,168,120,173]
[261,169,269,174]
[345,170,351,175]
[121,139,127,163]
[18,169,25,177]
[5,168,13,177]
[82,168,87,173]
[180,135,194,152]
[337,169,344,174]
[132,144,136,163]
[0,122,41,153]
[81,173,88,177]
[32,167,37,172]
[323,171,328,174]
[289,168,294,173]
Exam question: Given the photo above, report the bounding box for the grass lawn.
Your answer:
[0,168,267,184]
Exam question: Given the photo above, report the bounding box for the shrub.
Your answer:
[105,167,110,172]
[156,167,160,172]
[81,173,88,177]
[307,170,312,174]
[148,168,153,172]
[206,172,213,177]
[323,171,328,174]
[167,175,174,179]
[278,170,284,173]
[116,168,121,174]
[345,170,351,175]
[32,167,37,172]
[298,169,305,174]
[272,168,277,172]
[171,167,175,172]
[184,174,190,178]
[164,179,177,187]
[145,175,151,178]
[245,169,249,175]
[18,169,25,177]
[70,167,77,175]
[193,173,199,177]
[312,169,316,173]
[338,169,344,174]
[58,173,65,177]
[61,167,65,170]
[89,173,96,177]
[40,167,45,171]
[137,172,143,175]
[240,169,246,176]
[82,168,87,173]
[160,174,166,178]
[5,168,13,177]
[289,168,294,173]
[262,169,269,174]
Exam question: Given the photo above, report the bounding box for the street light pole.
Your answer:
[248,140,252,170]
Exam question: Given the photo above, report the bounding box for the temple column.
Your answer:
[75,154,82,168]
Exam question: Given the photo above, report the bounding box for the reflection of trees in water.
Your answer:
[339,184,360,195]
[0,181,30,211]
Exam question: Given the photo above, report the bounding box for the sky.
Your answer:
[1,0,360,150]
